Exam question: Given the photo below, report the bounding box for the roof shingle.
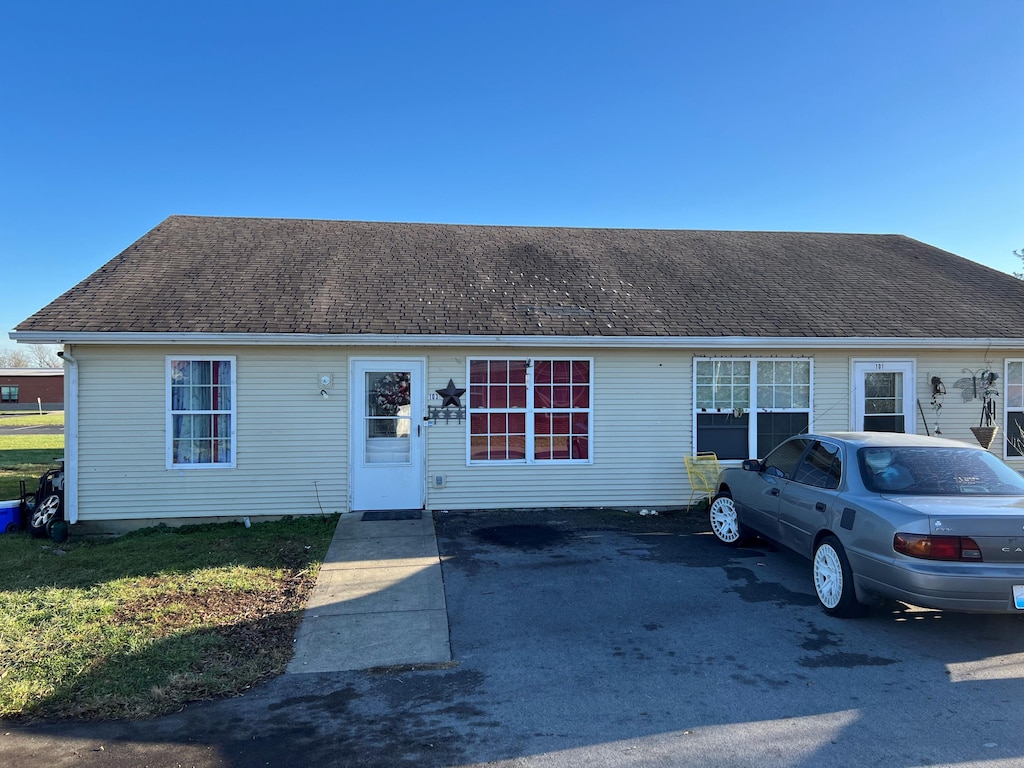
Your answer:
[16,215,1024,338]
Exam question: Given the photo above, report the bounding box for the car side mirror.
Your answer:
[742,459,763,472]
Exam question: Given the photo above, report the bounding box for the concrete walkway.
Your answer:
[286,511,451,674]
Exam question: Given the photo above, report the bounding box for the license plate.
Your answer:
[1015,585,1024,610]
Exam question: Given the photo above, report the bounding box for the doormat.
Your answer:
[361,510,423,521]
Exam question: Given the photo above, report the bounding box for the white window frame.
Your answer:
[1004,359,1024,458]
[693,357,814,459]
[466,357,594,465]
[851,359,916,433]
[166,356,237,469]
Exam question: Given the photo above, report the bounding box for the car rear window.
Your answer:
[858,447,1024,495]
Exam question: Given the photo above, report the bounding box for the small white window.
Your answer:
[167,357,236,468]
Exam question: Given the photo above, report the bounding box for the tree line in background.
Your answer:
[0,344,62,368]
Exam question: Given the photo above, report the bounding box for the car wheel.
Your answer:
[813,535,866,617]
[709,492,747,546]
[29,492,63,539]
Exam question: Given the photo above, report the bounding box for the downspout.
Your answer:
[56,348,78,524]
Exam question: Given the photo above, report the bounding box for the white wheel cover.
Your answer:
[710,497,740,543]
[31,495,60,528]
[814,543,844,609]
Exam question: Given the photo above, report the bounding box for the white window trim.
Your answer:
[1004,359,1024,459]
[692,357,814,457]
[850,358,916,433]
[466,357,595,465]
[166,355,237,469]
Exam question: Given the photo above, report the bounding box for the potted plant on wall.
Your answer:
[970,369,999,449]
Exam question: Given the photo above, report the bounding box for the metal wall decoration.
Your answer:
[929,376,945,434]
[435,379,466,407]
[428,405,466,424]
[430,379,467,424]
[953,367,998,404]
[954,367,1000,448]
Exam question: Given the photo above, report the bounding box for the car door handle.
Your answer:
[815,502,826,512]
[769,488,780,497]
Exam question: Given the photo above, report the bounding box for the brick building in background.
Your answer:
[0,368,63,411]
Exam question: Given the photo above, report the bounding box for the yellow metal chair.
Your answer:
[684,452,721,508]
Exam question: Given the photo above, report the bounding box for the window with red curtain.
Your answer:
[168,357,236,468]
[468,358,592,463]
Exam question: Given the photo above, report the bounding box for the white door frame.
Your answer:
[851,359,916,433]
[349,357,426,511]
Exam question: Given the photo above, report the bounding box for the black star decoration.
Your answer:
[436,379,466,408]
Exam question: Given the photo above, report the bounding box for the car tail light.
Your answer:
[893,533,984,561]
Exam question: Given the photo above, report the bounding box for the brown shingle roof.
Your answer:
[16,215,1024,338]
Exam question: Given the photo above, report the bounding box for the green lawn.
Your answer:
[0,411,65,427]
[0,515,338,721]
[0,433,64,501]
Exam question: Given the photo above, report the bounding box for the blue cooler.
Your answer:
[0,500,19,533]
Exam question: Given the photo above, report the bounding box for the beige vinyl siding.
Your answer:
[809,349,1024,462]
[803,352,849,433]
[423,348,690,511]
[420,347,1024,511]
[75,345,350,522]
[70,343,1024,524]
[915,351,1020,460]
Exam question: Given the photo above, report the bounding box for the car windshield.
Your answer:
[858,446,1024,495]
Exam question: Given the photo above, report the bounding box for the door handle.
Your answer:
[815,502,826,512]
[769,488,780,497]
[417,424,421,438]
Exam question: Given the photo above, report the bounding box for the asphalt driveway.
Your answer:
[3,507,1024,767]
[0,416,63,435]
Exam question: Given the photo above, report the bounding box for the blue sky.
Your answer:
[2,1,1022,348]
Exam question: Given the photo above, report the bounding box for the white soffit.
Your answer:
[10,331,1024,350]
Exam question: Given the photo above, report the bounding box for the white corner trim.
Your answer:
[58,349,78,524]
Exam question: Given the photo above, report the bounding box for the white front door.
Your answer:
[852,360,916,433]
[350,359,425,511]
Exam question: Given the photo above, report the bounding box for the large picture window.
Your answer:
[167,357,236,468]
[468,358,592,463]
[695,358,812,460]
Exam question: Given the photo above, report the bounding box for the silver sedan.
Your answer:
[708,432,1024,617]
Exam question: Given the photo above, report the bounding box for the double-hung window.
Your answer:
[1005,360,1024,457]
[695,358,812,460]
[167,357,236,468]
[468,358,592,464]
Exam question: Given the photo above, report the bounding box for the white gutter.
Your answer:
[12,331,1024,350]
[56,348,77,525]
